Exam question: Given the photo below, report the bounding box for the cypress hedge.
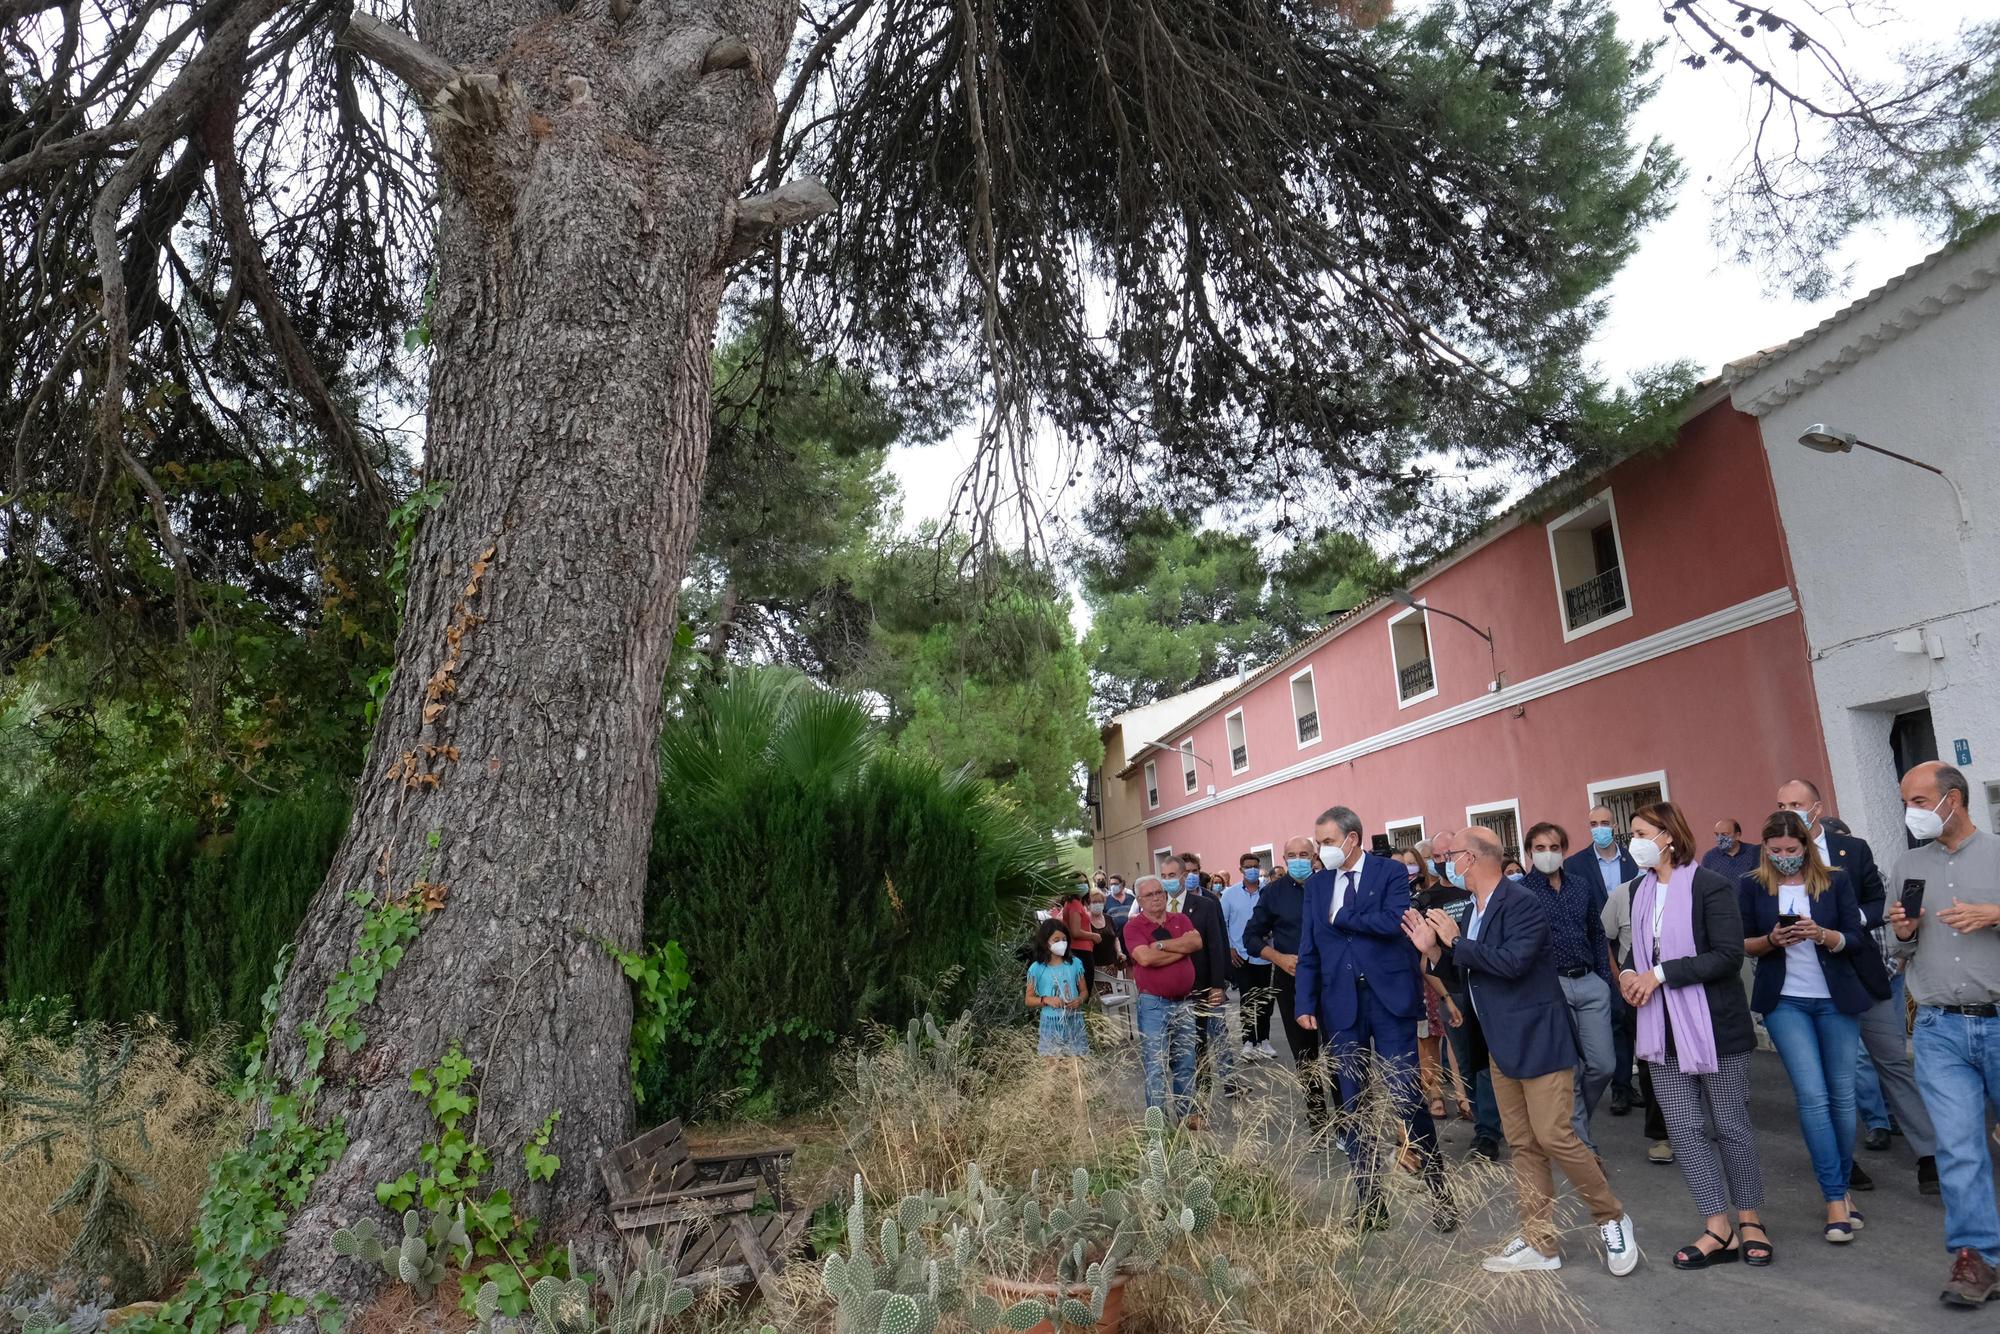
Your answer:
[0,671,1056,1116]
[0,795,349,1038]
[642,671,1056,1119]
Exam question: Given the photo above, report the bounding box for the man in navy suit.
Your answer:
[1295,804,1454,1231]
[1406,826,1639,1277]
[1779,778,1940,1194]
[1568,808,1643,1116]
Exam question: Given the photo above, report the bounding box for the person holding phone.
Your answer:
[1887,762,2000,1308]
[1740,811,1871,1248]
[1619,801,1765,1272]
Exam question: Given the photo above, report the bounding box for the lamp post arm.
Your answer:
[1855,439,1972,527]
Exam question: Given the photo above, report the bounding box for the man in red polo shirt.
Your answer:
[1124,876,1205,1126]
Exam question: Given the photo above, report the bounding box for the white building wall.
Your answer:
[1734,233,2000,851]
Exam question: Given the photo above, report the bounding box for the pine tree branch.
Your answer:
[724,178,836,263]
[342,12,455,101]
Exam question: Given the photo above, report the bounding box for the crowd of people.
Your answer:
[1029,760,2000,1307]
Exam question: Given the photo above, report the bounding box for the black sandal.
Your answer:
[1672,1228,1741,1270]
[1739,1220,1774,1266]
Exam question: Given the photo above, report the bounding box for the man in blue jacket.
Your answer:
[1295,804,1453,1231]
[1407,826,1639,1277]
[1568,808,1642,1116]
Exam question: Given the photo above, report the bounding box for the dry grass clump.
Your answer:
[812,1014,1586,1334]
[0,1019,244,1284]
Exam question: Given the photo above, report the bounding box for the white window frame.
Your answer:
[1387,602,1440,709]
[1546,487,1635,643]
[1464,798,1525,862]
[1383,816,1426,850]
[1585,770,1672,838]
[1179,737,1199,793]
[1224,708,1250,775]
[1152,846,1175,876]
[1290,665,1322,750]
[1143,760,1159,810]
[1586,770,1671,809]
[1245,842,1275,874]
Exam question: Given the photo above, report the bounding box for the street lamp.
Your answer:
[1797,424,1971,527]
[1388,589,1501,692]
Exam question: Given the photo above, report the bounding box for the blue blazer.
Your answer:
[1562,845,1636,911]
[1737,868,1873,1015]
[1824,831,1892,1001]
[1295,852,1421,1031]
[1448,881,1579,1081]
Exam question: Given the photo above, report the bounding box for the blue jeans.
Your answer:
[1913,1007,2000,1261]
[1763,996,1861,1201]
[1136,993,1197,1121]
[1446,992,1503,1143]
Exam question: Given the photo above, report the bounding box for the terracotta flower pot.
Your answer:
[982,1273,1129,1334]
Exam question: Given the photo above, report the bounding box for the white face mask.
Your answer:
[1531,850,1563,875]
[1318,842,1347,871]
[1906,794,1955,842]
[1050,940,1069,957]
[1629,836,1665,871]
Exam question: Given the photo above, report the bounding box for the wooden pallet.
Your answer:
[600,1119,806,1304]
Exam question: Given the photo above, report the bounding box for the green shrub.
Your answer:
[641,670,1056,1120]
[0,796,347,1039]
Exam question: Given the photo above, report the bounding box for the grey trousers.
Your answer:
[1857,987,1937,1157]
[1561,971,1617,1152]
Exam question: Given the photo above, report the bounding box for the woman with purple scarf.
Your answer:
[1618,801,1767,1271]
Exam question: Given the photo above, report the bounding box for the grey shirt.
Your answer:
[1886,829,2000,1008]
[1601,879,1633,966]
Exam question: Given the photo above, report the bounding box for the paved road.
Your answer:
[1171,1015,2000,1332]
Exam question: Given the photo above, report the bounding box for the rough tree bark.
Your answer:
[260,0,811,1306]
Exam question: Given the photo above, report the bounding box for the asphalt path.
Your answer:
[1176,1008,2000,1332]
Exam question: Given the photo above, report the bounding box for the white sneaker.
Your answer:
[1600,1214,1638,1277]
[1482,1236,1562,1273]
[1241,1041,1258,1060]
[1257,1040,1278,1058]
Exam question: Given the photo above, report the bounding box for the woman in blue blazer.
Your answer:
[1738,811,1871,1247]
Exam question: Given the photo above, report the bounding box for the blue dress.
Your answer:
[1030,959,1089,1056]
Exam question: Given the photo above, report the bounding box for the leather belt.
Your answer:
[1559,965,1592,979]
[1933,1003,2000,1019]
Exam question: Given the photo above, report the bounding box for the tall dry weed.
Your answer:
[0,1020,243,1287]
[824,1013,1587,1333]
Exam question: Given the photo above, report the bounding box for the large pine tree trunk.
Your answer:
[262,0,798,1304]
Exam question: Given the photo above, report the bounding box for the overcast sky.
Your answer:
[886,0,2000,534]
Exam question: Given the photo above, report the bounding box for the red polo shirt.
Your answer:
[1124,912,1198,999]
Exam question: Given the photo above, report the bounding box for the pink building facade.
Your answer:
[1096,388,1835,879]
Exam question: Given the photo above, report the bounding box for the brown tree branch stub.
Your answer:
[723,178,834,263]
[343,12,456,101]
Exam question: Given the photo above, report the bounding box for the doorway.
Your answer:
[1891,707,1939,847]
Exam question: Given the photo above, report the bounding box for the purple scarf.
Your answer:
[1631,863,1720,1075]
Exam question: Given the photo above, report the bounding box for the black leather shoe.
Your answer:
[1609,1086,1632,1116]
[1920,1156,1941,1195]
[1470,1136,1500,1161]
[1863,1126,1892,1152]
[1849,1161,1875,1192]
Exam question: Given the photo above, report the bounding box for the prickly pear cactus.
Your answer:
[820,1176,961,1334]
[326,1206,462,1300]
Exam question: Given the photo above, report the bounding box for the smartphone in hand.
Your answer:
[1776,913,1801,928]
[1900,879,1926,921]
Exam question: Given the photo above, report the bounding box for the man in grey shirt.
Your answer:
[1886,761,2000,1309]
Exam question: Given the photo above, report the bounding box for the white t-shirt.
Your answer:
[1778,881,1831,999]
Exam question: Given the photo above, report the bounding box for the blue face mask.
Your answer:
[1591,826,1616,849]
[1445,861,1467,890]
[1506,872,1525,882]
[1160,876,1181,893]
[1286,857,1313,881]
[1242,867,1260,885]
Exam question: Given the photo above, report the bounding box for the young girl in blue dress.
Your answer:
[1027,918,1089,1058]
